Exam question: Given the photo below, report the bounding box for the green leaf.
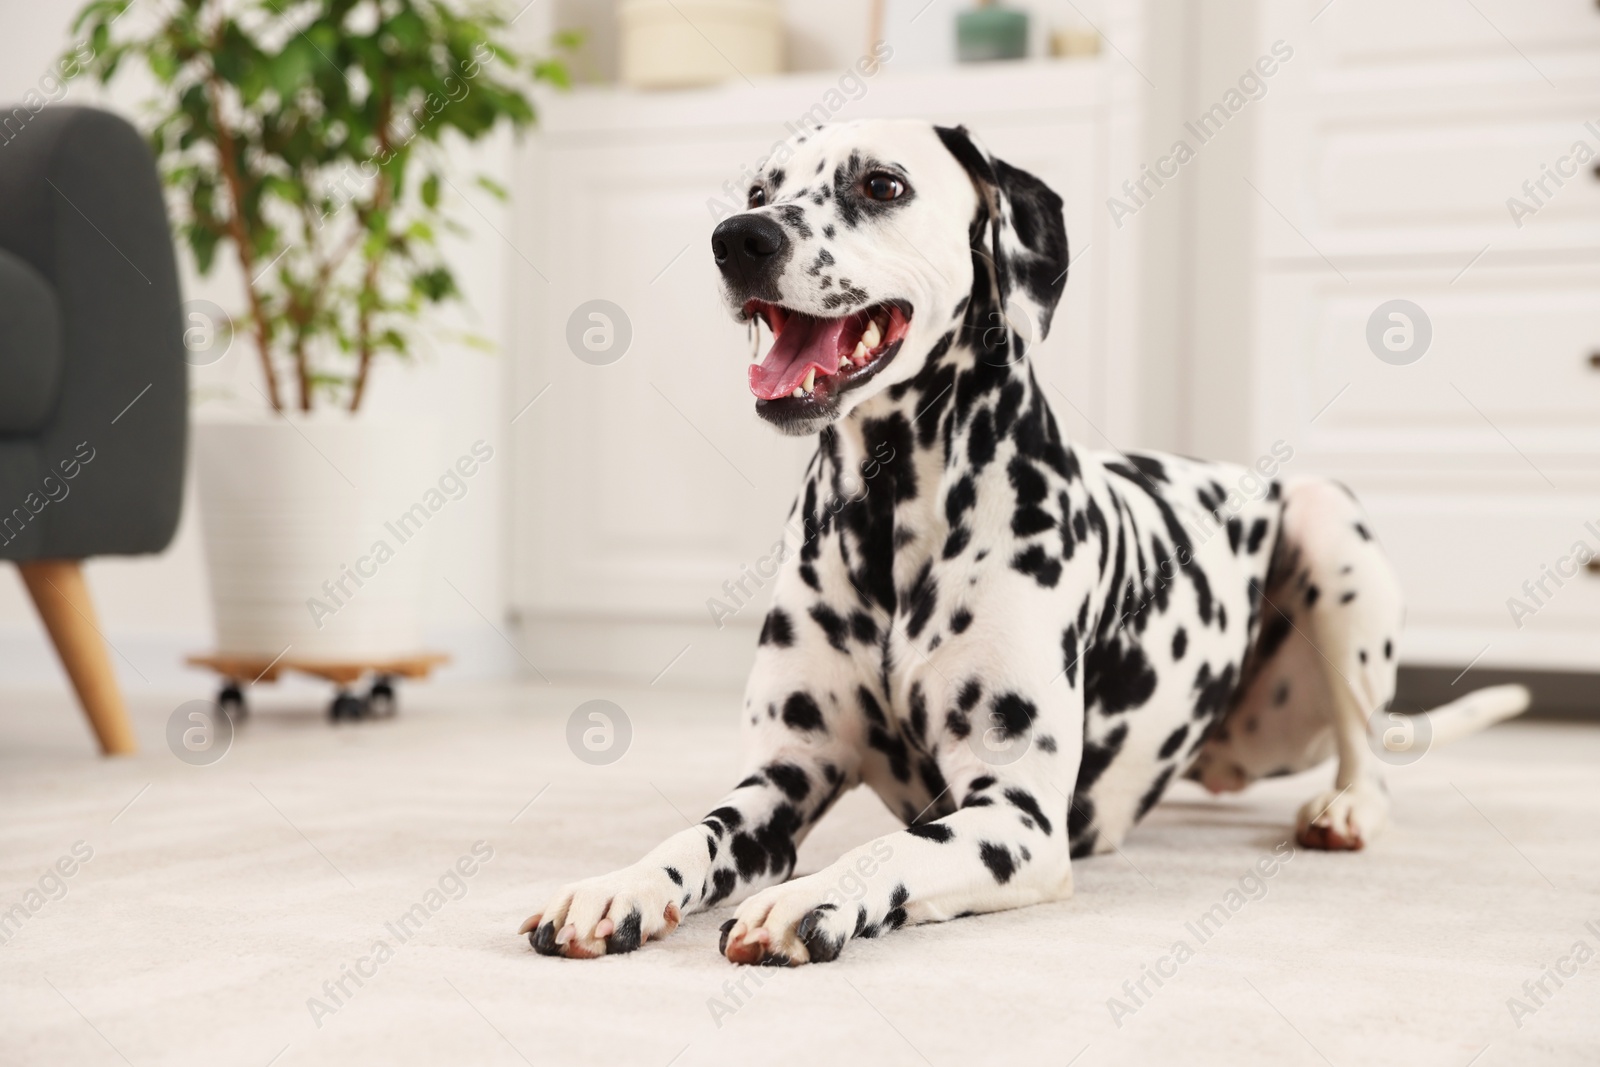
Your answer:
[420,172,440,208]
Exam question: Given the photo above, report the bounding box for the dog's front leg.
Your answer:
[721,675,1084,966]
[523,653,863,958]
[719,765,1074,965]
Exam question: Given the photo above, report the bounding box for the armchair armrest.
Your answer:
[0,247,62,435]
[0,106,186,560]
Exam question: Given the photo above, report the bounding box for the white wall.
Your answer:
[0,0,517,691]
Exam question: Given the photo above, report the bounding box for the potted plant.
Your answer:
[67,0,572,662]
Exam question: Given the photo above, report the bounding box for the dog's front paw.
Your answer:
[720,874,885,966]
[1296,780,1389,851]
[520,865,686,959]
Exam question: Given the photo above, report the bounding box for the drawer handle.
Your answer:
[1591,351,1600,370]
[1589,558,1600,575]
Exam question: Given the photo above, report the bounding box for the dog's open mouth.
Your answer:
[744,300,913,418]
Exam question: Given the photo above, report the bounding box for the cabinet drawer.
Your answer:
[1254,265,1600,461]
[1257,100,1600,261]
[1357,488,1600,670]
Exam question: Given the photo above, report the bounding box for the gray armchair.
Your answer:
[0,106,187,754]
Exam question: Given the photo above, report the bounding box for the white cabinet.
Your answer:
[1245,0,1600,672]
[508,56,1158,684]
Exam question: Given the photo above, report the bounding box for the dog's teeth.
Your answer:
[862,321,882,349]
[852,340,869,362]
[791,386,805,398]
[839,353,852,368]
[802,368,816,393]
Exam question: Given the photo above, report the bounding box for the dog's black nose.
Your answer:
[711,214,789,287]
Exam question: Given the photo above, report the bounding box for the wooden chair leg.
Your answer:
[17,559,138,756]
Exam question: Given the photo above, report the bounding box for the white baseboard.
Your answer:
[0,622,524,697]
[1402,625,1600,674]
[512,613,757,690]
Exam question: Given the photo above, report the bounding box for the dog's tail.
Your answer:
[1386,684,1531,752]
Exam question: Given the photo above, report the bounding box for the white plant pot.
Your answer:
[195,417,441,662]
[618,0,782,89]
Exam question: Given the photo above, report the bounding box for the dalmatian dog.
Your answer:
[520,119,1530,965]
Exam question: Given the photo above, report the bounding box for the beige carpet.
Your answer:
[1,680,1597,1067]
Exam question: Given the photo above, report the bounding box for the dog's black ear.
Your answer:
[935,125,1069,345]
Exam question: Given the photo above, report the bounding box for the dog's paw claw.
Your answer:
[524,867,685,959]
[721,883,854,966]
[530,921,561,955]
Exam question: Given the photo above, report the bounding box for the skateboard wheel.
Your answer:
[330,690,366,721]
[218,682,246,718]
[368,675,397,717]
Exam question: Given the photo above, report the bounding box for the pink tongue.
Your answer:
[749,315,849,400]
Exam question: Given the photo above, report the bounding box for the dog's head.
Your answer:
[712,119,1069,435]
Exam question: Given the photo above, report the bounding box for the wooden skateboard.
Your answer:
[186,652,450,720]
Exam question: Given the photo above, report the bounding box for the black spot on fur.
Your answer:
[850,611,879,644]
[868,726,911,782]
[1158,724,1189,759]
[809,603,850,652]
[1257,608,1292,661]
[904,561,939,638]
[1076,722,1127,791]
[1247,518,1269,554]
[858,686,887,725]
[990,693,1038,739]
[906,822,954,843]
[798,908,845,963]
[1172,627,1188,661]
[1004,789,1053,835]
[1135,765,1177,820]
[968,409,996,469]
[605,908,643,954]
[1011,545,1062,588]
[764,762,810,802]
[945,475,976,524]
[759,608,794,647]
[1084,639,1157,715]
[1191,662,1238,722]
[978,842,1015,884]
[943,526,971,559]
[707,868,737,906]
[782,692,826,732]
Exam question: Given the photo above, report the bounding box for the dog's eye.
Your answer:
[747,186,766,208]
[862,173,906,202]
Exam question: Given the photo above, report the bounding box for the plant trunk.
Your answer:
[348,86,394,414]
[206,71,282,413]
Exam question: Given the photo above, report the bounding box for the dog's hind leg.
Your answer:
[1266,478,1405,850]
